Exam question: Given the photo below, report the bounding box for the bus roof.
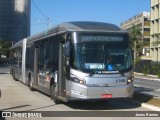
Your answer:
[27,21,126,42]
[11,21,127,48]
[48,21,125,34]
[61,21,122,31]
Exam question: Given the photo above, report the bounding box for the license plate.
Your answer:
[101,94,112,98]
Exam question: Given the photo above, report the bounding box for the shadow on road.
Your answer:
[135,86,154,93]
[64,99,140,110]
[0,73,10,75]
[1,105,31,111]
[0,104,56,112]
[20,104,56,112]
[133,93,155,104]
[134,86,156,103]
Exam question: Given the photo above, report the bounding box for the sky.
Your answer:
[31,0,150,35]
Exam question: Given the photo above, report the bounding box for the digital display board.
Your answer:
[81,35,123,42]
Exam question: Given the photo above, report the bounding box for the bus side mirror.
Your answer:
[65,40,70,57]
[65,40,70,80]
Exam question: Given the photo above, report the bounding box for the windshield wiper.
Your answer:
[114,64,125,76]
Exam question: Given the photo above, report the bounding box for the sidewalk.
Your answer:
[130,72,160,111]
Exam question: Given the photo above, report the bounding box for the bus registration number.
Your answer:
[101,94,112,98]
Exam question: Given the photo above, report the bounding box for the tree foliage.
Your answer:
[129,25,142,60]
[0,39,12,57]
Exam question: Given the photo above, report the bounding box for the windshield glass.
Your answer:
[71,34,132,73]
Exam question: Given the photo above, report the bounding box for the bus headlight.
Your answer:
[71,77,86,85]
[127,75,134,85]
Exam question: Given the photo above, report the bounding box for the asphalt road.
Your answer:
[134,78,160,97]
[0,65,160,120]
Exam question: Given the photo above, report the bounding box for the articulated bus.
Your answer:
[10,21,134,104]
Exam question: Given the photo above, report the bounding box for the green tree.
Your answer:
[0,39,12,60]
[129,25,142,69]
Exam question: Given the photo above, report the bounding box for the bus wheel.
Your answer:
[50,84,60,104]
[28,76,34,91]
[13,71,17,81]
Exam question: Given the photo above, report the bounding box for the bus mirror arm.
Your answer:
[65,39,70,57]
[66,57,70,79]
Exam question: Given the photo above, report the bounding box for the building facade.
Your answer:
[120,12,150,56]
[150,0,160,63]
[0,0,31,42]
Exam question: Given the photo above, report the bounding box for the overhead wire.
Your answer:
[31,0,53,29]
[31,0,48,19]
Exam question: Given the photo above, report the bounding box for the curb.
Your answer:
[132,74,160,111]
[134,72,160,82]
[141,103,160,111]
[135,76,160,81]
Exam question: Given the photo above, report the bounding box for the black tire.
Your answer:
[11,69,13,76]
[50,84,60,104]
[28,75,34,91]
[12,70,17,81]
[12,70,15,79]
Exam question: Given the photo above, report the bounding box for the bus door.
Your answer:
[58,34,71,99]
[34,46,39,87]
[38,41,52,93]
[58,41,67,98]
[18,48,22,81]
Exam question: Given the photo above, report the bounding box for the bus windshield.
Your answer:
[71,34,133,73]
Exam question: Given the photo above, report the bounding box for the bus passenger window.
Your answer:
[44,57,50,69]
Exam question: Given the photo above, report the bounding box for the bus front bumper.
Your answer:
[66,82,134,100]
